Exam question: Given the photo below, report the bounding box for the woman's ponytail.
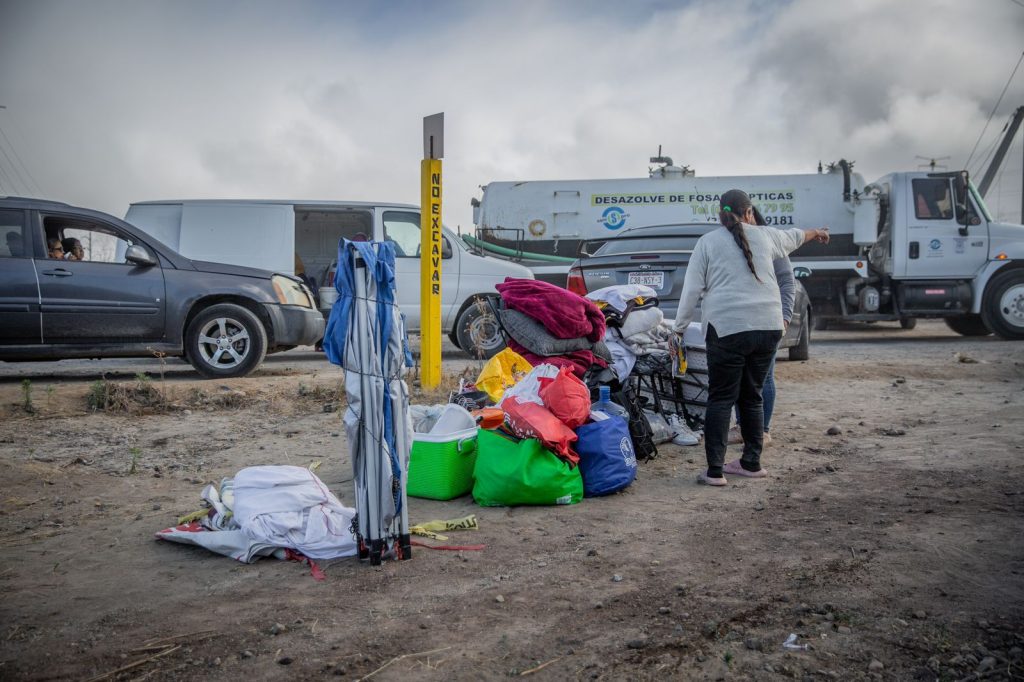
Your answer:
[718,189,761,282]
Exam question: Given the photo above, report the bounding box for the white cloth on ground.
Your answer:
[157,523,282,563]
[199,478,236,531]
[231,465,358,560]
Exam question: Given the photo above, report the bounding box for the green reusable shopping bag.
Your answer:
[472,428,583,507]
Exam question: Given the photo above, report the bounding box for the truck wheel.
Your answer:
[899,317,917,330]
[185,303,268,378]
[981,269,1024,340]
[813,317,829,331]
[944,314,991,337]
[454,297,506,360]
[788,317,810,361]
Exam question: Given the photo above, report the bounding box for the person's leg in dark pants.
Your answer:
[736,330,783,471]
[762,354,777,433]
[732,348,777,442]
[703,326,748,479]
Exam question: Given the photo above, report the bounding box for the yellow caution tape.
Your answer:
[410,514,479,541]
[177,508,208,525]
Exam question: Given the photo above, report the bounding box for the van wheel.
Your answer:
[186,304,268,378]
[981,269,1024,340]
[788,317,810,361]
[899,317,917,330]
[454,297,506,360]
[944,314,991,337]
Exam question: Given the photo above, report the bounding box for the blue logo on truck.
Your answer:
[600,206,628,230]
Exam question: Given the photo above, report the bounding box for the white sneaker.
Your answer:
[667,414,700,446]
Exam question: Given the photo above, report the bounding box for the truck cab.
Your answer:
[810,170,1024,338]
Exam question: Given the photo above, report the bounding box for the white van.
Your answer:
[125,200,533,356]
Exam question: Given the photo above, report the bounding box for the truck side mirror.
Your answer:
[441,237,453,259]
[954,170,971,235]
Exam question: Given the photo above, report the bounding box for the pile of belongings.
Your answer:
[427,351,644,507]
[156,465,358,578]
[586,284,703,447]
[586,284,676,382]
[494,278,611,378]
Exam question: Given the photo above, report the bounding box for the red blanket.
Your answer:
[496,278,606,342]
[508,339,607,378]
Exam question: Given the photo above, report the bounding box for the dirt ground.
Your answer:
[1,320,1022,681]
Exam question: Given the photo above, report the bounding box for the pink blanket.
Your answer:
[496,278,606,342]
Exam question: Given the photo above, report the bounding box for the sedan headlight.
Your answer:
[272,275,314,308]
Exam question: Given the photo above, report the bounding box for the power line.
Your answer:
[0,126,43,196]
[0,160,16,195]
[0,139,32,195]
[964,50,1024,169]
[970,127,1007,178]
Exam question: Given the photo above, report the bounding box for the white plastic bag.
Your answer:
[497,363,560,408]
[643,409,675,444]
[409,404,448,433]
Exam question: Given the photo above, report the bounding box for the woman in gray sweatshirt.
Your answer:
[672,189,829,486]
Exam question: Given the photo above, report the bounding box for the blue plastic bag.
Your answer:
[575,416,637,496]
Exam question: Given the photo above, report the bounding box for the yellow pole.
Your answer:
[420,158,443,388]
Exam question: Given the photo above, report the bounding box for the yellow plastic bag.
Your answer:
[476,348,533,403]
[671,333,687,376]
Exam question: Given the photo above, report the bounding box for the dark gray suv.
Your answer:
[0,197,324,378]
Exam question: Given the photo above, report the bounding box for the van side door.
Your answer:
[0,208,42,344]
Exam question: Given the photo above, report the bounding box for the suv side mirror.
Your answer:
[125,244,157,266]
[793,266,812,279]
[442,237,453,259]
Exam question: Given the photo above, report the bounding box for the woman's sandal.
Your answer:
[723,459,768,478]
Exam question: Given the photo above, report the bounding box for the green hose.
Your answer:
[461,234,578,263]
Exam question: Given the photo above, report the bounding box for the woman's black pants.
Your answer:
[703,325,783,478]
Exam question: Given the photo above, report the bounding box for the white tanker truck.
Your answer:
[470,157,1024,339]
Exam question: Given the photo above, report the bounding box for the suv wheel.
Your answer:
[185,303,268,378]
[788,315,810,361]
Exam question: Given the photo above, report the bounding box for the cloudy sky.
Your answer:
[1,0,1023,232]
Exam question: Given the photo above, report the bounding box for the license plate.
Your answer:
[627,271,664,288]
